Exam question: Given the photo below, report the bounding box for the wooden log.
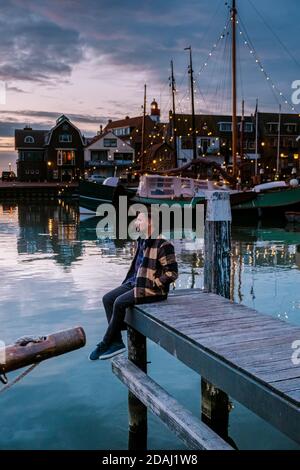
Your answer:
[0,327,86,374]
[202,191,232,441]
[127,326,148,450]
[112,355,233,450]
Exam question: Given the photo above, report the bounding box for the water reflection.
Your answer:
[0,201,300,450]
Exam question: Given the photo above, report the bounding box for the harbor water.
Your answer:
[0,201,300,450]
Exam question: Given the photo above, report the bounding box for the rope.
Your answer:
[0,363,40,395]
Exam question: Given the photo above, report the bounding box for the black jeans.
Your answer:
[102,283,134,345]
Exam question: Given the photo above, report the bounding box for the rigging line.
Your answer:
[218,28,230,114]
[198,22,230,114]
[237,13,294,110]
[196,0,225,46]
[237,28,245,103]
[219,28,230,115]
[247,0,300,70]
[196,16,231,77]
[0,363,39,395]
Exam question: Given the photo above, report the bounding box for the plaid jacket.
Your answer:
[122,237,178,304]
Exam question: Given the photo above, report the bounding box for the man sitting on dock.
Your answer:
[89,209,178,361]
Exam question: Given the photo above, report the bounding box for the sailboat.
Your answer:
[136,0,300,216]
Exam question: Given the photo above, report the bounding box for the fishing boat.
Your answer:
[78,177,135,213]
[131,173,257,209]
[131,174,214,207]
[232,181,300,214]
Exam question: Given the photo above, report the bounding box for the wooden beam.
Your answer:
[112,355,233,450]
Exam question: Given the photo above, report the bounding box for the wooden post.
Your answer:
[202,191,233,443]
[127,326,148,450]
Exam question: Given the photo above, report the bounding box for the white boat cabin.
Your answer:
[137,175,224,199]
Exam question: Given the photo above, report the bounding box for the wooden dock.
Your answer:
[120,289,300,446]
[0,181,78,199]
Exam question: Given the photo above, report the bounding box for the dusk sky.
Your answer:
[0,0,299,171]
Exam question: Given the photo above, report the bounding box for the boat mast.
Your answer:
[240,99,244,161]
[170,60,178,167]
[231,0,238,179]
[185,46,197,161]
[141,83,147,172]
[276,103,281,176]
[255,98,258,176]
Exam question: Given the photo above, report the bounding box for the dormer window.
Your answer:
[24,136,34,143]
[59,134,72,143]
[219,122,232,132]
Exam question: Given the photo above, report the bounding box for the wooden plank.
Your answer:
[125,305,300,443]
[112,355,233,451]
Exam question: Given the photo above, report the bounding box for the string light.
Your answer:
[238,19,296,112]
[197,18,230,77]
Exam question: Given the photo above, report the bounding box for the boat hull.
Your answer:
[131,195,205,207]
[232,187,300,211]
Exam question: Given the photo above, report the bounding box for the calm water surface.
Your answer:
[0,201,300,450]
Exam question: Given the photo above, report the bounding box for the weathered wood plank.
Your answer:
[112,355,233,451]
[125,301,300,443]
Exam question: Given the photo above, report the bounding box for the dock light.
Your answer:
[294,154,299,160]
[47,161,52,166]
[152,160,156,164]
[261,142,265,146]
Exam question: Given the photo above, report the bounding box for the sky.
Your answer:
[0,0,299,171]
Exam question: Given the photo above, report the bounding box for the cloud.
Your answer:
[7,86,28,94]
[0,3,84,83]
[0,110,118,139]
[0,110,115,124]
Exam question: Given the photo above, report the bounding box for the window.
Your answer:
[270,138,278,147]
[267,123,279,133]
[103,138,117,147]
[20,151,44,161]
[283,138,297,148]
[24,136,35,143]
[59,134,72,143]
[284,123,297,133]
[114,153,133,161]
[90,150,108,161]
[181,137,193,149]
[247,141,255,150]
[219,122,232,132]
[244,123,253,133]
[114,127,130,136]
[57,150,75,165]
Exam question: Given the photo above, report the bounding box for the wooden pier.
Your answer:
[113,289,300,448]
[111,191,300,450]
[0,181,78,199]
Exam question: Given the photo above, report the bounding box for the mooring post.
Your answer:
[202,190,232,441]
[127,325,148,450]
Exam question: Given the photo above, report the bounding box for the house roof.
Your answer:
[173,113,256,137]
[86,130,134,149]
[105,115,146,130]
[44,114,85,146]
[144,142,173,160]
[15,129,48,149]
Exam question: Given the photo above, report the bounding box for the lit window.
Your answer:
[57,150,75,165]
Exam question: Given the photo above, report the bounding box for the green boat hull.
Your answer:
[233,187,300,210]
[131,195,205,207]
